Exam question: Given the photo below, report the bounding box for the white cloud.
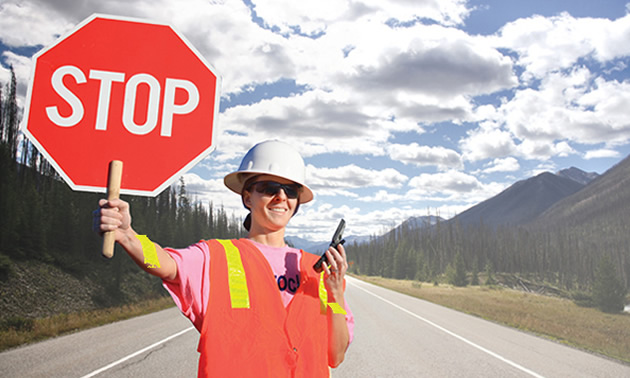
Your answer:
[290,203,362,240]
[460,127,516,162]
[408,170,481,195]
[502,69,630,148]
[495,12,630,81]
[356,189,405,203]
[463,65,630,164]
[584,148,621,159]
[482,157,519,174]
[387,142,463,170]
[0,1,74,47]
[219,89,393,157]
[307,163,408,190]
[527,162,557,177]
[290,20,517,128]
[344,32,516,97]
[251,0,471,37]
[406,170,508,208]
[181,173,246,216]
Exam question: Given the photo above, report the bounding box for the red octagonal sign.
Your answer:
[22,14,220,196]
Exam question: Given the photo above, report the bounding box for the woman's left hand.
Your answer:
[323,243,348,302]
[322,242,350,366]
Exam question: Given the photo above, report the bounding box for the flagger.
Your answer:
[94,140,354,377]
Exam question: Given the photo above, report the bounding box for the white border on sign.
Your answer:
[20,13,222,197]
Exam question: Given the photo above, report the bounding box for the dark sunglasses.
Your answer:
[246,181,301,199]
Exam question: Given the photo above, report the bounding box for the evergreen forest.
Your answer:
[345,190,629,312]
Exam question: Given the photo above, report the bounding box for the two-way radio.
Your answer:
[313,219,346,273]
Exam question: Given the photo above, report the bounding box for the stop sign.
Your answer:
[21,14,220,196]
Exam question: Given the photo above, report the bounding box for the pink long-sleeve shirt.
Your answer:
[162,240,354,343]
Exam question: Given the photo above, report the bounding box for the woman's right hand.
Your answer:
[93,198,132,242]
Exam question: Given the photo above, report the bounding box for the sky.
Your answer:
[1,0,630,242]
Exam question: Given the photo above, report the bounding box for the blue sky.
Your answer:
[1,0,630,242]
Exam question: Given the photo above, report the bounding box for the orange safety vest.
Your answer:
[197,239,331,377]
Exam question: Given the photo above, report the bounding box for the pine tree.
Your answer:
[3,67,18,161]
[393,240,408,279]
[471,257,480,286]
[592,255,627,313]
[485,261,496,286]
[448,251,467,287]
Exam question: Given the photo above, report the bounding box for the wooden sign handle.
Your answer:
[102,160,123,258]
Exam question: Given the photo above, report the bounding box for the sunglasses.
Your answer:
[246,181,302,199]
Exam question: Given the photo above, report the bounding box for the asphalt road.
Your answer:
[1,276,629,377]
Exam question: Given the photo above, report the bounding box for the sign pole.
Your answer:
[102,160,123,258]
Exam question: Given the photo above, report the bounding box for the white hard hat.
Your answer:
[224,140,314,203]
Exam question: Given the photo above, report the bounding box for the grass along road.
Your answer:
[357,275,630,364]
[0,296,174,352]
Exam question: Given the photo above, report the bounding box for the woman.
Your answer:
[95,140,353,377]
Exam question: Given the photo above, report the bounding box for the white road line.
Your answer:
[348,278,545,378]
[80,326,195,378]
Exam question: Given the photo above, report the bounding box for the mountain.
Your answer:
[286,235,372,254]
[452,171,585,228]
[399,215,443,229]
[557,167,599,185]
[285,235,321,251]
[288,216,442,252]
[534,155,630,228]
[288,165,603,249]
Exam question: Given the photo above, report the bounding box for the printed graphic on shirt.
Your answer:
[275,274,300,294]
[273,251,300,294]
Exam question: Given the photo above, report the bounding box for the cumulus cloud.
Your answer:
[500,68,630,148]
[307,164,408,190]
[387,142,463,170]
[482,157,520,174]
[408,170,482,196]
[251,0,471,36]
[346,36,516,97]
[495,12,630,81]
[584,148,621,159]
[181,173,246,215]
[406,170,508,210]
[462,62,630,163]
[0,1,74,47]
[218,89,394,158]
[460,127,516,162]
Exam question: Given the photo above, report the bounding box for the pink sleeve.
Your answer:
[162,242,209,332]
[344,293,355,344]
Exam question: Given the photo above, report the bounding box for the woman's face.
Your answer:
[243,175,300,233]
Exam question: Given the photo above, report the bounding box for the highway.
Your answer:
[1,276,629,377]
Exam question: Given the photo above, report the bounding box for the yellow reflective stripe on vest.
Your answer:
[319,272,328,314]
[218,240,250,309]
[318,272,347,315]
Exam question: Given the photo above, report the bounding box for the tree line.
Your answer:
[346,209,628,312]
[0,67,246,306]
